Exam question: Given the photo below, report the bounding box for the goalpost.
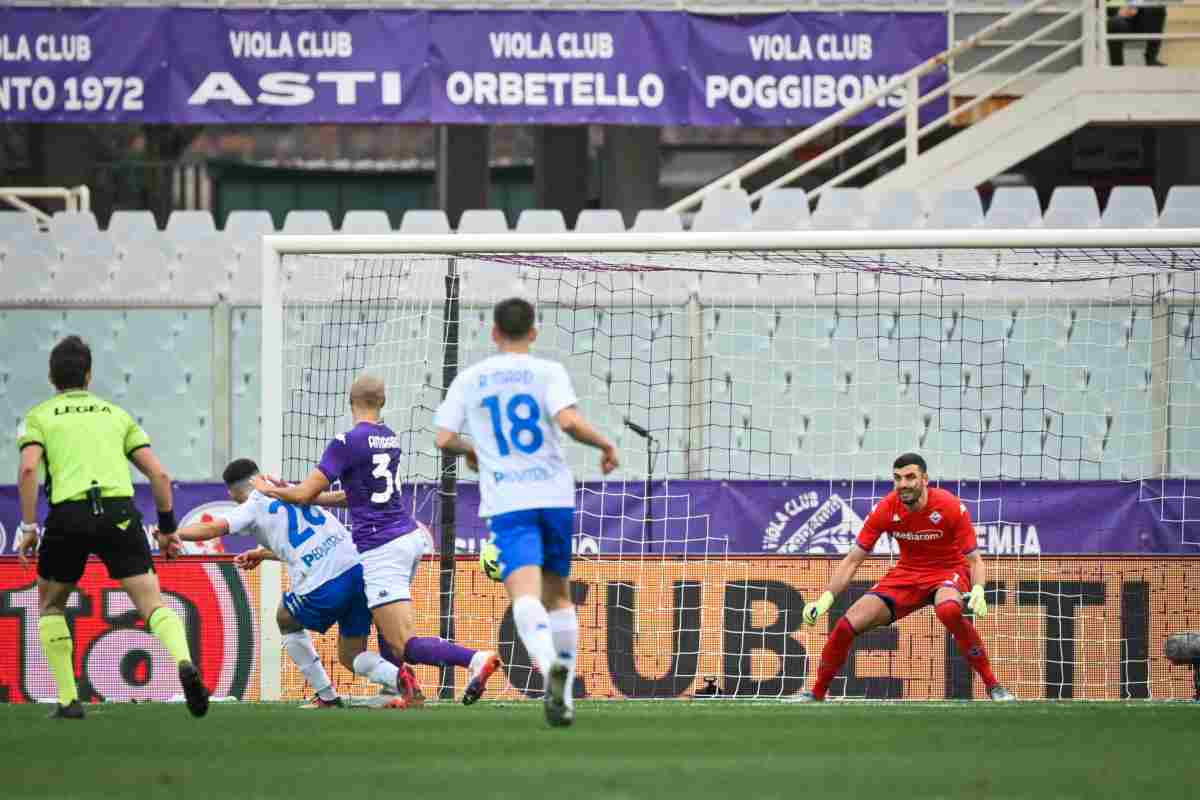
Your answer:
[259,228,1200,702]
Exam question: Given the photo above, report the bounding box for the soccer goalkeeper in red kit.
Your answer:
[796,453,1014,702]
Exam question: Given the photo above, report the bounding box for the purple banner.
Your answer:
[171,9,428,124]
[688,13,948,126]
[0,480,1195,557]
[430,10,685,125]
[0,7,168,123]
[1,7,945,126]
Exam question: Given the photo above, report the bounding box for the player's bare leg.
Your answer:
[122,572,208,717]
[541,571,577,723]
[932,586,1011,701]
[799,593,892,702]
[38,578,84,719]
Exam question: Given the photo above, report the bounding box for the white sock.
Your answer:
[548,606,578,707]
[512,595,557,676]
[283,631,336,701]
[353,650,400,692]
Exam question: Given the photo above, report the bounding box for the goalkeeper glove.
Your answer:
[803,590,835,626]
[966,584,988,619]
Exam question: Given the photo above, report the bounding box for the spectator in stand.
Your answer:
[1108,0,1167,67]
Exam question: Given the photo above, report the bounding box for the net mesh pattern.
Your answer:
[273,246,1200,700]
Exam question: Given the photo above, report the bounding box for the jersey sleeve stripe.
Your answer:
[125,443,151,458]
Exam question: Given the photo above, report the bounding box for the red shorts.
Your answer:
[868,565,971,623]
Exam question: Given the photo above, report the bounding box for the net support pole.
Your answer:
[259,237,284,701]
[686,293,706,478]
[211,303,232,477]
[1152,297,1170,476]
[437,258,462,699]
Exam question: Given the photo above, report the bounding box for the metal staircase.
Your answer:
[668,0,1200,211]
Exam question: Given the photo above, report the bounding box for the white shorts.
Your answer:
[359,527,427,609]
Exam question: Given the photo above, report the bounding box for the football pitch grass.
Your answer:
[3,700,1197,800]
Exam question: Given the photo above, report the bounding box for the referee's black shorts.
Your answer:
[37,498,153,584]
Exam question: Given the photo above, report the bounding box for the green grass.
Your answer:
[3,700,1197,800]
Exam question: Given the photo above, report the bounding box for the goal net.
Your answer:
[261,229,1200,702]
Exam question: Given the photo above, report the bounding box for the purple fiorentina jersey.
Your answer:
[316,421,418,553]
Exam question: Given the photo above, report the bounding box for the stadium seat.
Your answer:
[1043,187,1101,228]
[985,187,1042,227]
[868,190,925,229]
[163,211,221,302]
[282,210,335,234]
[457,209,510,234]
[1101,186,1158,228]
[811,188,867,229]
[48,211,119,301]
[926,189,984,228]
[222,210,276,304]
[516,209,568,234]
[692,188,753,232]
[341,210,393,234]
[400,209,451,234]
[0,211,38,241]
[107,210,164,250]
[1158,186,1200,228]
[630,210,683,233]
[166,210,216,234]
[2,228,57,300]
[752,189,812,231]
[573,209,626,233]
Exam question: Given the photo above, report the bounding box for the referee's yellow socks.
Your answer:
[38,615,78,706]
[148,606,192,665]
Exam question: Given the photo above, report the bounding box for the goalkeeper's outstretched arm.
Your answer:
[803,545,869,625]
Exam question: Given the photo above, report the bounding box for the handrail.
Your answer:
[670,0,1200,214]
[0,185,90,224]
[666,0,1077,214]
[750,7,1085,203]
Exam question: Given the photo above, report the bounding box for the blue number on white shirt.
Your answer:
[481,392,544,455]
[269,500,326,548]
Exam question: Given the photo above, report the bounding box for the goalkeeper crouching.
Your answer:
[796,453,1014,702]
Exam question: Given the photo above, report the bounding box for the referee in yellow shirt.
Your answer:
[15,335,209,719]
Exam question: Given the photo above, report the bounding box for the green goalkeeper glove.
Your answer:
[966,584,988,619]
[803,590,835,626]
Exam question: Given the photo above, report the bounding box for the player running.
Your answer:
[796,452,1014,702]
[434,297,619,727]
[263,376,500,706]
[176,458,423,707]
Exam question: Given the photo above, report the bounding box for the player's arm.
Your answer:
[235,546,278,571]
[129,446,182,556]
[16,443,43,568]
[802,545,869,625]
[176,517,230,542]
[432,375,478,470]
[434,429,479,471]
[314,490,348,508]
[262,468,329,505]
[951,501,989,617]
[555,407,619,474]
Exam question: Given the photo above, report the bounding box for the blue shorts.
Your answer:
[282,563,372,638]
[487,507,575,581]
